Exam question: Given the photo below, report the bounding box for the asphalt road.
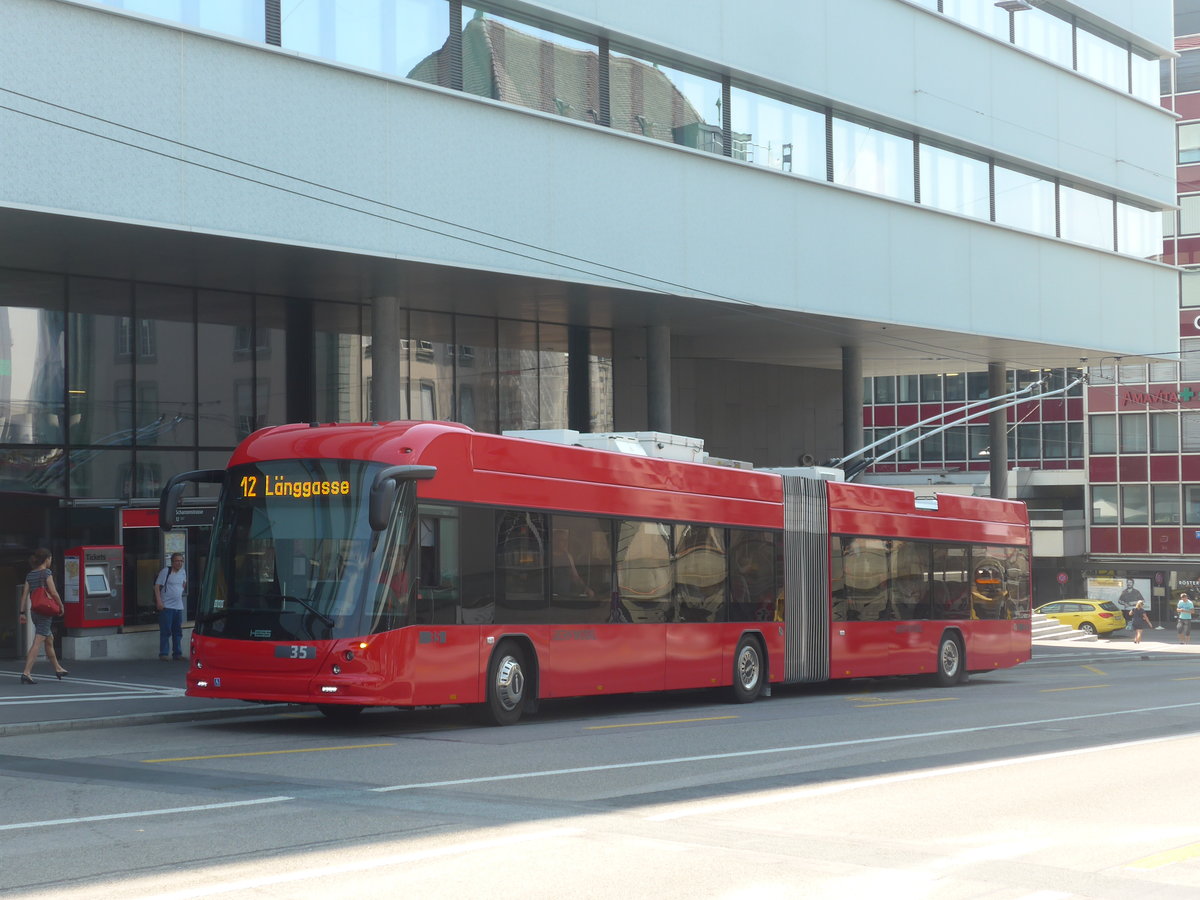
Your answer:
[3,647,1200,899]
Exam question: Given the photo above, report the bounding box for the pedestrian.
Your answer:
[1177,591,1195,645]
[1129,599,1151,645]
[18,548,68,684]
[154,552,187,661]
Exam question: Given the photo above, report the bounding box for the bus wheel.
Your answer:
[729,635,764,703]
[318,704,364,721]
[935,634,964,687]
[485,642,529,726]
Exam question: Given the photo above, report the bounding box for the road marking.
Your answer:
[0,691,186,707]
[854,698,957,708]
[1082,665,1106,675]
[584,716,738,730]
[137,828,583,899]
[142,743,395,763]
[1039,685,1110,693]
[1173,676,1200,681]
[1127,842,1200,870]
[0,797,292,832]
[646,732,1200,822]
[371,702,1200,793]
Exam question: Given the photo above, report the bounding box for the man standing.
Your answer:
[154,552,187,661]
[1177,591,1195,645]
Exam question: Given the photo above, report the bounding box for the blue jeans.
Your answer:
[159,607,184,658]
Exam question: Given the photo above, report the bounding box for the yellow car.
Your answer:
[1034,599,1127,635]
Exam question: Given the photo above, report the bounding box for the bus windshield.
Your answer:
[196,459,417,641]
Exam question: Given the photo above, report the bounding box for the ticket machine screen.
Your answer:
[85,565,112,597]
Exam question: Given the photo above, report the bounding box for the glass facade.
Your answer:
[74,0,1165,259]
[0,265,612,504]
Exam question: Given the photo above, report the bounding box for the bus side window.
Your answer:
[496,509,549,623]
[729,530,776,622]
[417,509,461,625]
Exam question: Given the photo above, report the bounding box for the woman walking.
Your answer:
[17,548,68,684]
[1129,598,1152,645]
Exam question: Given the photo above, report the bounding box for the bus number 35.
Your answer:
[275,645,316,659]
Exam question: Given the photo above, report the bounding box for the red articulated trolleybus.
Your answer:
[160,421,1032,724]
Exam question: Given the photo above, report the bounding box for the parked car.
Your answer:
[1034,599,1126,635]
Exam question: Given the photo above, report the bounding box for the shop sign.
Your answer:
[1120,387,1199,408]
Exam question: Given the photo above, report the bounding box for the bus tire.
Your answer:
[935,633,964,687]
[318,704,364,721]
[484,641,529,726]
[729,634,764,704]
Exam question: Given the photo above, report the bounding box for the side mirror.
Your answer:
[160,469,226,531]
[369,465,436,532]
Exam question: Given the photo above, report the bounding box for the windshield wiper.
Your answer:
[276,595,336,629]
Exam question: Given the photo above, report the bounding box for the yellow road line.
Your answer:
[1173,676,1200,681]
[585,715,738,730]
[142,743,394,763]
[1039,685,1110,693]
[1082,665,1106,675]
[855,698,958,708]
[1127,842,1200,870]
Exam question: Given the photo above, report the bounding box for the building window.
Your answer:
[993,165,1056,237]
[1091,485,1118,525]
[1181,123,1200,165]
[873,376,895,404]
[1153,484,1180,525]
[1042,422,1066,459]
[898,375,919,403]
[1183,411,1200,452]
[1060,184,1114,250]
[944,373,966,402]
[1075,20,1130,92]
[1186,485,1200,526]
[1089,415,1116,454]
[1068,422,1084,458]
[918,144,990,220]
[1119,414,1147,453]
[1151,413,1179,453]
[944,427,966,461]
[1182,197,1200,237]
[831,117,914,201]
[1121,485,1148,525]
[919,374,942,402]
[730,86,826,177]
[1013,5,1073,69]
[1017,423,1041,459]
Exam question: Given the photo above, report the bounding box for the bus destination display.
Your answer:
[238,475,351,500]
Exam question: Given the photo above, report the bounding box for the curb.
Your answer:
[1026,646,1200,668]
[0,704,292,737]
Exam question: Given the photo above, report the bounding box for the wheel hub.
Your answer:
[495,656,524,710]
[737,647,760,689]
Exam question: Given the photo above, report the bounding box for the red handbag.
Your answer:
[30,585,62,617]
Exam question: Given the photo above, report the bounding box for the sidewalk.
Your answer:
[1030,626,1200,664]
[0,657,287,737]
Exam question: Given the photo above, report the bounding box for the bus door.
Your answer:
[666,525,726,690]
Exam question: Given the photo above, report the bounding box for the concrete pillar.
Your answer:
[568,325,591,433]
[647,323,671,433]
[842,346,864,460]
[371,296,403,422]
[989,361,1008,499]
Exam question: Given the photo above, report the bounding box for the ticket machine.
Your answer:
[63,545,124,627]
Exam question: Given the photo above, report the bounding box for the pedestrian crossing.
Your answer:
[0,671,185,706]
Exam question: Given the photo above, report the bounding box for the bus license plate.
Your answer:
[275,645,316,659]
